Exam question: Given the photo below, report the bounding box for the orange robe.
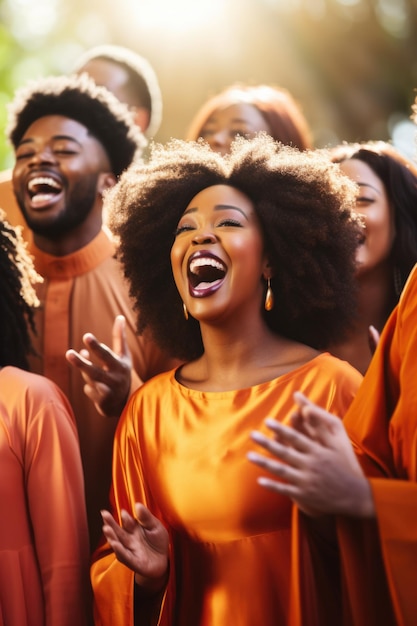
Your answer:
[29,229,179,549]
[333,264,417,626]
[91,353,362,626]
[0,366,89,626]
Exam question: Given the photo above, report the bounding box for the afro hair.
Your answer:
[105,134,362,361]
[7,72,146,177]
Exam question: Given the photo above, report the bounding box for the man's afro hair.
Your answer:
[7,72,146,177]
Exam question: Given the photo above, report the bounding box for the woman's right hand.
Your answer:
[101,503,169,593]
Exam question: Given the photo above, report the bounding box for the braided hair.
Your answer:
[0,211,42,369]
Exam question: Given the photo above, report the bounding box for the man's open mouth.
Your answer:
[27,176,63,208]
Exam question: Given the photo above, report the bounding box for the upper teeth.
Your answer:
[28,177,61,191]
[190,257,225,273]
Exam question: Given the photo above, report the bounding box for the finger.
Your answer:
[101,522,140,569]
[134,503,160,530]
[289,409,323,441]
[302,406,344,440]
[247,450,303,484]
[368,324,380,354]
[102,509,137,548]
[289,410,311,435]
[262,419,314,453]
[250,430,307,467]
[82,333,123,370]
[257,476,302,499]
[121,508,139,533]
[83,381,111,402]
[67,349,112,386]
[293,395,344,443]
[101,517,124,546]
[112,315,129,358]
[65,348,92,369]
[101,509,122,531]
[293,391,311,408]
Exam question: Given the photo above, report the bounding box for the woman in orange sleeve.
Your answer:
[249,104,417,623]
[90,135,364,626]
[249,262,417,626]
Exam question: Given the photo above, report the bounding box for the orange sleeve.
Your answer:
[91,393,168,626]
[338,264,417,626]
[24,374,91,626]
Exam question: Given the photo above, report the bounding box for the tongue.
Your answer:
[31,192,59,208]
[195,279,223,290]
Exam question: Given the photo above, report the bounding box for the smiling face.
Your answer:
[198,103,271,156]
[170,184,269,323]
[12,115,114,239]
[339,158,396,276]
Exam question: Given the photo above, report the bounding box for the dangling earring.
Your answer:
[264,277,274,311]
[183,302,189,320]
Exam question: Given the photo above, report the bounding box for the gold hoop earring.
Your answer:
[183,302,189,320]
[264,277,274,311]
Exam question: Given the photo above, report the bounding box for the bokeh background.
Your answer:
[1,0,417,169]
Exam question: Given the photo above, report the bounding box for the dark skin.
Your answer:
[248,392,375,518]
[94,184,325,601]
[101,504,169,592]
[13,114,134,416]
[77,58,151,133]
[327,158,395,374]
[12,114,139,417]
[12,115,116,256]
[66,315,137,419]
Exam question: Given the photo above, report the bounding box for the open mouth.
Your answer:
[27,176,63,208]
[188,254,227,296]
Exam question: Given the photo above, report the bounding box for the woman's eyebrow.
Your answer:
[358,182,382,195]
[181,204,249,219]
[214,204,248,218]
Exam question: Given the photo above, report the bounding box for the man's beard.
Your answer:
[16,174,99,239]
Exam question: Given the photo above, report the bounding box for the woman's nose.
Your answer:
[207,130,230,155]
[192,230,217,245]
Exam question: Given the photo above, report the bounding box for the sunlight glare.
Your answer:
[6,0,59,47]
[123,0,226,33]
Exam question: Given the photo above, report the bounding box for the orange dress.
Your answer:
[91,353,362,626]
[334,264,417,626]
[0,366,90,626]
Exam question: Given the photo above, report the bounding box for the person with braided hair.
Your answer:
[0,211,90,625]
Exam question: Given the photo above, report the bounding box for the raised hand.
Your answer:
[101,503,169,592]
[247,393,375,518]
[66,315,139,418]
